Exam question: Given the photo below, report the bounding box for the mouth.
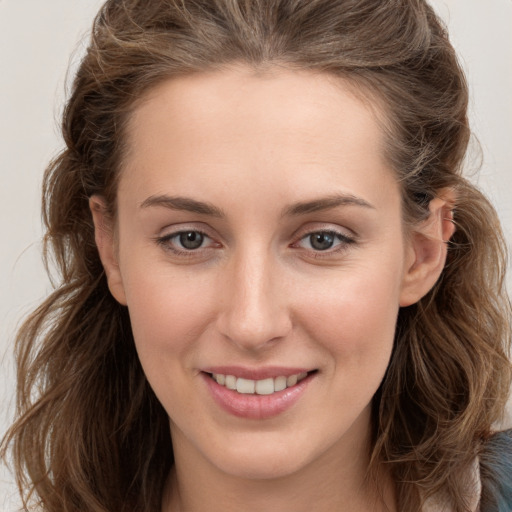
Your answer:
[201,366,317,419]
[206,371,312,396]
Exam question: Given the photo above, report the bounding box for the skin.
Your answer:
[91,66,455,512]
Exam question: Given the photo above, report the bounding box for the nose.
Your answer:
[216,247,292,352]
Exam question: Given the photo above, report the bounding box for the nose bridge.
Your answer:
[217,243,291,351]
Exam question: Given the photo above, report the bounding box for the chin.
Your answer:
[201,429,329,481]
[217,450,310,481]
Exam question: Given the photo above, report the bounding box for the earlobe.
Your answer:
[399,190,456,307]
[89,196,127,305]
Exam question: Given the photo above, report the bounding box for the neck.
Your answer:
[162,417,396,512]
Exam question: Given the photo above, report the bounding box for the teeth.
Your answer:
[255,378,274,395]
[236,377,255,394]
[225,375,236,390]
[211,371,309,395]
[274,376,287,392]
[286,374,298,387]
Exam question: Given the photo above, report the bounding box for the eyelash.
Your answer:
[155,229,217,257]
[154,228,356,258]
[291,229,356,257]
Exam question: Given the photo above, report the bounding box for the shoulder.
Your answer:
[479,428,512,512]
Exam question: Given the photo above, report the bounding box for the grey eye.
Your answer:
[179,231,205,250]
[309,232,336,251]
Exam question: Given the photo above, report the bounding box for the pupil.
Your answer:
[310,232,334,251]
[180,231,204,250]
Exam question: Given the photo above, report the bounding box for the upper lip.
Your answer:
[200,366,313,380]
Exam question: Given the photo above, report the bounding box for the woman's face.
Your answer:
[97,67,426,480]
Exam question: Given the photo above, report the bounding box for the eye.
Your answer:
[306,232,337,251]
[156,229,218,254]
[177,231,206,250]
[294,230,355,252]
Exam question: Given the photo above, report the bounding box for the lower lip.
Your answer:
[202,372,314,420]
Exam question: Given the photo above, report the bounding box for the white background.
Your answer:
[1,1,511,509]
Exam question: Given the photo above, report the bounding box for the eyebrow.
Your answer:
[140,195,225,217]
[139,192,374,217]
[282,193,375,216]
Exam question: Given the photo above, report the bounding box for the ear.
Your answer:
[399,189,456,307]
[89,195,127,305]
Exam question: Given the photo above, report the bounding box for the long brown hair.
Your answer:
[2,1,511,511]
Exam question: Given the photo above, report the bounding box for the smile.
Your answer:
[202,368,316,419]
[210,371,309,395]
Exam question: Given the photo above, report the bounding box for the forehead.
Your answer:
[120,66,398,213]
[124,66,388,153]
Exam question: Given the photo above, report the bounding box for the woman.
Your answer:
[1,0,511,511]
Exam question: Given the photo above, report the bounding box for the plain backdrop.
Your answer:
[1,0,511,509]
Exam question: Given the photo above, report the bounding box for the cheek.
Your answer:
[297,262,402,364]
[289,263,402,440]
[120,265,216,371]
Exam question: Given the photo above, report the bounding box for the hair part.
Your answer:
[2,1,510,511]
